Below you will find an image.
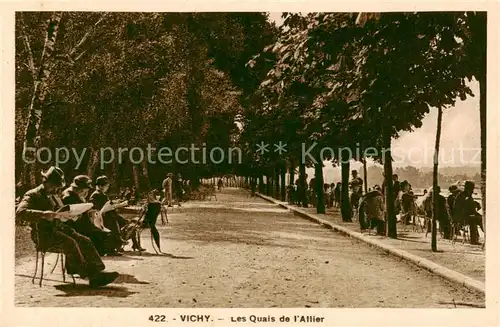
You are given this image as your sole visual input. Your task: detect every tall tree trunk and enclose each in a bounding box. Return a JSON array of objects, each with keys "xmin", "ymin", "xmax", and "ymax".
[
  {"xmin": 21, "ymin": 12, "xmax": 63, "ymax": 187},
  {"xmin": 140, "ymin": 161, "xmax": 150, "ymax": 191},
  {"xmin": 108, "ymin": 159, "xmax": 117, "ymax": 194},
  {"xmin": 87, "ymin": 147, "xmax": 100, "ymax": 179},
  {"xmin": 289, "ymin": 162, "xmax": 295, "ymax": 188},
  {"xmin": 132, "ymin": 164, "xmax": 140, "ymax": 190},
  {"xmin": 266, "ymin": 175, "xmax": 271, "ymax": 196},
  {"xmin": 259, "ymin": 175, "xmax": 264, "ymax": 193},
  {"xmin": 116, "ymin": 160, "xmax": 125, "ymax": 191},
  {"xmin": 432, "ymin": 107, "xmax": 444, "ymax": 251},
  {"xmin": 274, "ymin": 168, "xmax": 280, "ymax": 199},
  {"xmin": 340, "ymin": 158, "xmax": 351, "ymax": 222},
  {"xmin": 362, "ymin": 156, "xmax": 368, "ymax": 194},
  {"xmin": 280, "ymin": 167, "xmax": 286, "ymax": 201},
  {"xmin": 479, "ymin": 78, "xmax": 486, "ymax": 241},
  {"xmin": 383, "ymin": 132, "xmax": 397, "ymax": 239},
  {"xmin": 299, "ymin": 162, "xmax": 307, "ymax": 208},
  {"xmin": 315, "ymin": 159, "xmax": 325, "ymax": 214}
]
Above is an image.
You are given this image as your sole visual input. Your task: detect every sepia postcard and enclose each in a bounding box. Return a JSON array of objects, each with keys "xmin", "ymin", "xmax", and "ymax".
[{"xmin": 1, "ymin": 1, "xmax": 499, "ymax": 326}]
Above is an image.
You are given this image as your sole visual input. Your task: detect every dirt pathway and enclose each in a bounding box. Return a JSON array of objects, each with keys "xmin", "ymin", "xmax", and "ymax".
[{"xmin": 15, "ymin": 188, "xmax": 484, "ymax": 307}]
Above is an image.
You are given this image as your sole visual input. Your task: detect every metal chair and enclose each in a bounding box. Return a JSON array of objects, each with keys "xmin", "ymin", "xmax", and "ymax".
[
  {"xmin": 451, "ymin": 221, "xmax": 469, "ymax": 245},
  {"xmin": 31, "ymin": 223, "xmax": 76, "ymax": 287}
]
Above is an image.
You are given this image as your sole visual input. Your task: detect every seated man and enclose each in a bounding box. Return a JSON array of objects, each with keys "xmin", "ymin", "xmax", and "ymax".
[
  {"xmin": 360, "ymin": 185, "xmax": 385, "ymax": 235},
  {"xmin": 16, "ymin": 166, "xmax": 119, "ymax": 287},
  {"xmin": 423, "ymin": 186, "xmax": 450, "ymax": 239},
  {"xmin": 89, "ymin": 176, "xmax": 129, "ymax": 253},
  {"xmin": 62, "ymin": 175, "xmax": 119, "ymax": 256},
  {"xmin": 400, "ymin": 181, "xmax": 417, "ymax": 225},
  {"xmin": 453, "ymin": 181, "xmax": 482, "ymax": 245}
]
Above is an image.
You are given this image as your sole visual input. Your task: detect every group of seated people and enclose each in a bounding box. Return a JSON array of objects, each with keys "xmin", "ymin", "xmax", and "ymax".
[
  {"xmin": 15, "ymin": 166, "xmax": 161, "ymax": 288},
  {"xmin": 420, "ymin": 182, "xmax": 483, "ymax": 244},
  {"xmin": 358, "ymin": 179, "xmax": 483, "ymax": 244}
]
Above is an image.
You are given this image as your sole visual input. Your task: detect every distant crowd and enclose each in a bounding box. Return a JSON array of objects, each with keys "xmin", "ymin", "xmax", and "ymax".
[{"xmin": 284, "ymin": 170, "xmax": 483, "ymax": 245}]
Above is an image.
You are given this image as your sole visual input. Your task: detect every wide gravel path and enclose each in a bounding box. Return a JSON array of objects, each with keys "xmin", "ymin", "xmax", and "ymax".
[{"xmin": 15, "ymin": 188, "xmax": 484, "ymax": 307}]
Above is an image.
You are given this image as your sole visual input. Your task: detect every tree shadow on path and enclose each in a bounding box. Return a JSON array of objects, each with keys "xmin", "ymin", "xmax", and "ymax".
[
  {"xmin": 102, "ymin": 255, "xmax": 144, "ymax": 262},
  {"xmin": 16, "ymin": 273, "xmax": 68, "ymax": 284},
  {"xmin": 54, "ymin": 283, "xmax": 137, "ymax": 298},
  {"xmin": 123, "ymin": 251, "xmax": 194, "ymax": 259}
]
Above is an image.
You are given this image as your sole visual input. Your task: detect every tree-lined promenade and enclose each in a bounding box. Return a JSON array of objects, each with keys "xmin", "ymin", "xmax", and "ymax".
[
  {"xmin": 14, "ymin": 188, "xmax": 484, "ymax": 308},
  {"xmin": 16, "ymin": 12, "xmax": 486, "ymax": 251}
]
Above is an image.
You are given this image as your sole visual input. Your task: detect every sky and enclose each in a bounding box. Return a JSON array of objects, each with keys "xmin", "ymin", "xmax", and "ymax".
[{"xmin": 266, "ymin": 12, "xmax": 481, "ymax": 173}]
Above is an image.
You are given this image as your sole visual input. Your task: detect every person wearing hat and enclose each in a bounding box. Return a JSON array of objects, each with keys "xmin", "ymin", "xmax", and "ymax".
[
  {"xmin": 61, "ymin": 175, "xmax": 115, "ymax": 256},
  {"xmin": 360, "ymin": 185, "xmax": 385, "ymax": 235},
  {"xmin": 334, "ymin": 182, "xmax": 341, "ymax": 208},
  {"xmin": 173, "ymin": 173, "xmax": 185, "ymax": 207},
  {"xmin": 453, "ymin": 181, "xmax": 482, "ymax": 245},
  {"xmin": 16, "ymin": 166, "xmax": 119, "ymax": 288},
  {"xmin": 400, "ymin": 181, "xmax": 417, "ymax": 225},
  {"xmin": 162, "ymin": 173, "xmax": 173, "ymax": 207},
  {"xmin": 349, "ymin": 170, "xmax": 363, "ymax": 213},
  {"xmin": 89, "ymin": 176, "xmax": 129, "ymax": 253},
  {"xmin": 423, "ymin": 186, "xmax": 451, "ymax": 239}
]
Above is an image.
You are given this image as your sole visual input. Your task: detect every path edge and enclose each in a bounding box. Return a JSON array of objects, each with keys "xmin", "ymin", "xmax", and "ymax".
[{"xmin": 255, "ymin": 192, "xmax": 485, "ymax": 295}]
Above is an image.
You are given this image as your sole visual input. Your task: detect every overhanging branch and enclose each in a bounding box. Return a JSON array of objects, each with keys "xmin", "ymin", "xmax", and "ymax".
[
  {"xmin": 67, "ymin": 13, "xmax": 108, "ymax": 62},
  {"xmin": 19, "ymin": 13, "xmax": 37, "ymax": 80}
]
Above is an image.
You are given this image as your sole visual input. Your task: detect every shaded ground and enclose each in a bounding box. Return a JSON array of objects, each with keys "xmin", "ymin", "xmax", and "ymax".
[
  {"xmin": 15, "ymin": 188, "xmax": 484, "ymax": 307},
  {"xmin": 283, "ymin": 202, "xmax": 485, "ymax": 282}
]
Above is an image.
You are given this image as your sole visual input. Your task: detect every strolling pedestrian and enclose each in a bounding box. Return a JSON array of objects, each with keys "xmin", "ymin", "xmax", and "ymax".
[
  {"xmin": 350, "ymin": 170, "xmax": 363, "ymax": 213},
  {"xmin": 334, "ymin": 182, "xmax": 341, "ymax": 208},
  {"xmin": 400, "ymin": 181, "xmax": 417, "ymax": 225},
  {"xmin": 174, "ymin": 174, "xmax": 184, "ymax": 206},
  {"xmin": 329, "ymin": 183, "xmax": 335, "ymax": 208},
  {"xmin": 323, "ymin": 183, "xmax": 330, "ymax": 208},
  {"xmin": 162, "ymin": 173, "xmax": 173, "ymax": 207}
]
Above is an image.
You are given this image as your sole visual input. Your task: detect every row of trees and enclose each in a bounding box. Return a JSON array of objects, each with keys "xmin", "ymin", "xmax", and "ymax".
[
  {"xmin": 15, "ymin": 12, "xmax": 276, "ymax": 191},
  {"xmin": 16, "ymin": 12, "xmax": 486, "ymax": 250},
  {"xmin": 241, "ymin": 12, "xmax": 486, "ymax": 250}
]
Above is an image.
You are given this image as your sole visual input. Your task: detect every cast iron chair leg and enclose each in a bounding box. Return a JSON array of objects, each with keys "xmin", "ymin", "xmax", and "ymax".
[
  {"xmin": 32, "ymin": 251, "xmax": 39, "ymax": 284},
  {"xmin": 137, "ymin": 229, "xmax": 143, "ymax": 256},
  {"xmin": 39, "ymin": 253, "xmax": 45, "ymax": 287}
]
